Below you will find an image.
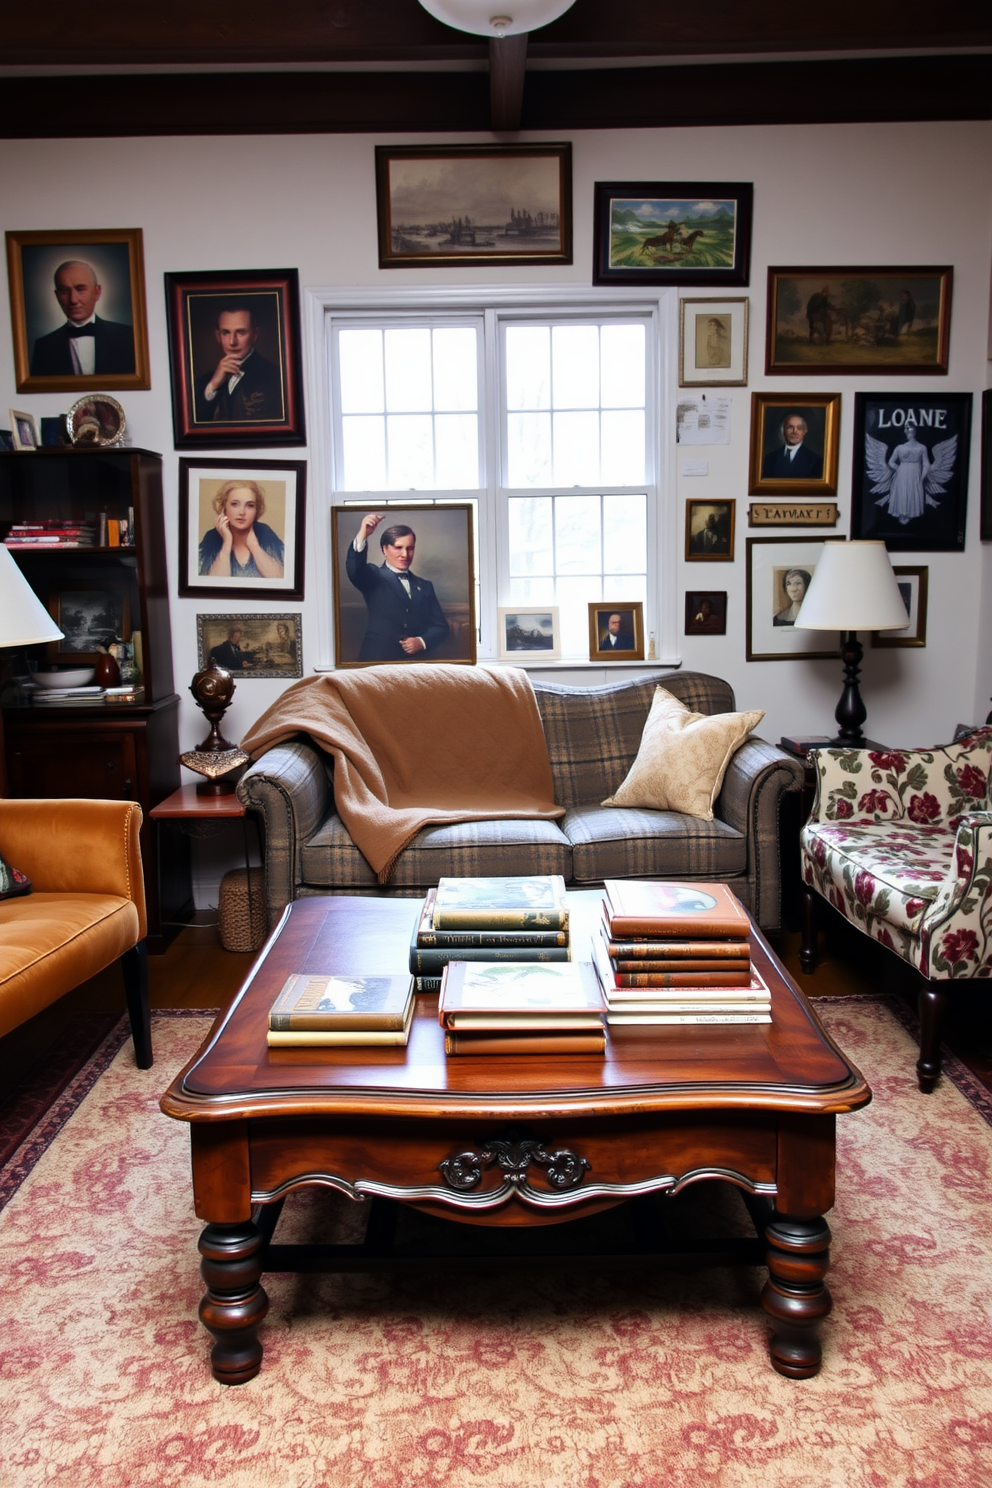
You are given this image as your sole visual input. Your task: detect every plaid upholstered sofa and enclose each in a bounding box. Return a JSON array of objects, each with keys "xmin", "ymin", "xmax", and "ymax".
[{"xmin": 238, "ymin": 670, "xmax": 803, "ymax": 931}]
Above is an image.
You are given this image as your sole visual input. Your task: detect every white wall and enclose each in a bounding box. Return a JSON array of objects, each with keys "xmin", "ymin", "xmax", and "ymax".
[{"xmin": 2, "ymin": 121, "xmax": 991, "ymax": 898}]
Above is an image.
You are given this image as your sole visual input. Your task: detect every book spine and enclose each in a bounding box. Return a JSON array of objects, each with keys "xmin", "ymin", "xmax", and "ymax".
[
  {"xmin": 269, "ymin": 1013, "xmax": 408, "ymax": 1032},
  {"xmin": 266, "ymin": 1028, "xmax": 412, "ymax": 1046},
  {"xmin": 606, "ymin": 1013, "xmax": 771, "ymax": 1025},
  {"xmin": 608, "ymin": 970, "xmax": 753, "ymax": 988},
  {"xmin": 607, "ymin": 916, "xmax": 749, "ymax": 939},
  {"xmin": 605, "ymin": 939, "xmax": 753, "ymax": 959},
  {"xmin": 612, "ymin": 958, "xmax": 751, "ymax": 973},
  {"xmin": 411, "ymin": 945, "xmax": 570, "ymax": 971},
  {"xmin": 417, "ymin": 928, "xmax": 569, "ymax": 948},
  {"xmin": 415, "ymin": 976, "xmax": 442, "ymax": 993},
  {"xmin": 432, "ymin": 908, "xmax": 569, "ymax": 931},
  {"xmin": 444, "ymin": 1031, "xmax": 606, "ymax": 1055}
]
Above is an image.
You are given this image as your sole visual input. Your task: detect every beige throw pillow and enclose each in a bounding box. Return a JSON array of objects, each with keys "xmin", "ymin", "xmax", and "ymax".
[{"xmin": 602, "ymin": 686, "xmax": 764, "ymax": 820}]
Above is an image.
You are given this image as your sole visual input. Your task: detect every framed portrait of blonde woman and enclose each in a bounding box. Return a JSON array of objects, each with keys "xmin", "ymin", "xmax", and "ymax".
[
  {"xmin": 178, "ymin": 458, "xmax": 306, "ymax": 600},
  {"xmin": 679, "ymin": 298, "xmax": 748, "ymax": 387}
]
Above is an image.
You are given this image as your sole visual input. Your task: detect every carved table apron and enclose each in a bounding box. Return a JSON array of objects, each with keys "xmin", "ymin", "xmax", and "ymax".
[{"xmin": 161, "ymin": 893, "xmax": 871, "ymax": 1385}]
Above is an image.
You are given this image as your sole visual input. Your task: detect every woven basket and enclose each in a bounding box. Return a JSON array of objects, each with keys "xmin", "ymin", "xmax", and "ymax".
[{"xmin": 218, "ymin": 867, "xmax": 267, "ymax": 953}]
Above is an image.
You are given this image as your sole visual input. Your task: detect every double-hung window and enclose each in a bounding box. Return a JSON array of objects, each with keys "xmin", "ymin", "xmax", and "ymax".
[{"xmin": 325, "ymin": 291, "xmax": 666, "ymax": 662}]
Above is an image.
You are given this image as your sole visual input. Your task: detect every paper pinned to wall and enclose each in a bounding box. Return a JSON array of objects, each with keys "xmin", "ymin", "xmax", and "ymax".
[{"xmin": 676, "ymin": 394, "xmax": 731, "ymax": 445}]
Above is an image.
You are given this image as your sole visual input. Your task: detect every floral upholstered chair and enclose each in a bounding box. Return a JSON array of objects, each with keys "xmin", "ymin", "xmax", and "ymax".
[{"xmin": 799, "ymin": 729, "xmax": 992, "ymax": 1092}]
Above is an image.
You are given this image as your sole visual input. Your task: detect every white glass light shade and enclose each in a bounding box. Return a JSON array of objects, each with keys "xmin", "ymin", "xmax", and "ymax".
[
  {"xmin": 0, "ymin": 546, "xmax": 64, "ymax": 646},
  {"xmin": 794, "ymin": 541, "xmax": 909, "ymax": 632},
  {"xmin": 418, "ymin": 0, "xmax": 575, "ymax": 36}
]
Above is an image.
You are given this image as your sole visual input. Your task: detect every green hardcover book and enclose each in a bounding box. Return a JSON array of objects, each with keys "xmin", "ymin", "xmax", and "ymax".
[
  {"xmin": 432, "ymin": 875, "xmax": 569, "ymax": 931},
  {"xmin": 411, "ymin": 942, "xmax": 571, "ymax": 974}
]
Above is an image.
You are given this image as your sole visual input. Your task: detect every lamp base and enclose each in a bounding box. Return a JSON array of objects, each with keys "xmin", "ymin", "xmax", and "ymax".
[{"xmin": 832, "ymin": 632, "xmax": 868, "ymax": 748}]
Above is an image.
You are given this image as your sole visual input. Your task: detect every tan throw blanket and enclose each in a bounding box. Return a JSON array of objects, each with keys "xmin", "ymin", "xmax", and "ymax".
[{"xmin": 240, "ymin": 665, "xmax": 564, "ymax": 883}]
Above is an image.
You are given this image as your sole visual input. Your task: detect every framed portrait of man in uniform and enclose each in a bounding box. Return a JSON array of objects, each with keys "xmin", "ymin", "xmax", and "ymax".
[
  {"xmin": 165, "ymin": 267, "xmax": 307, "ymax": 449},
  {"xmin": 5, "ymin": 227, "xmax": 151, "ymax": 394}
]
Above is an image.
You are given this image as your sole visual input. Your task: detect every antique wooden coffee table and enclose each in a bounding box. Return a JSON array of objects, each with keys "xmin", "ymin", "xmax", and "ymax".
[{"xmin": 161, "ymin": 892, "xmax": 871, "ymax": 1385}]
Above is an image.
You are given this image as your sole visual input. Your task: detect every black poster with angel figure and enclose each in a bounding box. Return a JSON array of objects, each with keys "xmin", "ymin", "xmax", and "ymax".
[{"xmin": 851, "ymin": 392, "xmax": 972, "ymax": 551}]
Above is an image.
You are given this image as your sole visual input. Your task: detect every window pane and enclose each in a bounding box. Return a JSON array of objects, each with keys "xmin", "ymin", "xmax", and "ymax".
[
  {"xmin": 432, "ymin": 328, "xmax": 478, "ymax": 412},
  {"xmin": 435, "ymin": 413, "xmax": 479, "ymax": 489},
  {"xmin": 509, "ymin": 576, "xmax": 556, "ymax": 605},
  {"xmin": 384, "ymin": 328, "xmax": 432, "ymax": 412},
  {"xmin": 507, "ymin": 412, "xmax": 552, "ymax": 488},
  {"xmin": 386, "ymin": 413, "xmax": 433, "ymax": 489},
  {"xmin": 338, "ymin": 329, "xmax": 384, "ymax": 415},
  {"xmin": 341, "ymin": 414, "xmax": 386, "ymax": 489},
  {"xmin": 601, "ymin": 324, "xmax": 645, "ymax": 408},
  {"xmin": 505, "ymin": 326, "xmax": 550, "ymax": 411},
  {"xmin": 555, "ymin": 495, "xmax": 601, "ymax": 575},
  {"xmin": 603, "ymin": 493, "xmax": 647, "ymax": 573},
  {"xmin": 553, "ymin": 411, "xmax": 599, "ymax": 488},
  {"xmin": 555, "ymin": 575, "xmax": 597, "ymax": 655},
  {"xmin": 601, "ymin": 410, "xmax": 645, "ymax": 485},
  {"xmin": 508, "ymin": 495, "xmax": 553, "ymax": 576},
  {"xmin": 551, "ymin": 325, "xmax": 599, "ymax": 409}
]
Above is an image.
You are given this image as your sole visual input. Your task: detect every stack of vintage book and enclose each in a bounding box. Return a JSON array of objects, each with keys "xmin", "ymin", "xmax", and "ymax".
[
  {"xmin": 594, "ymin": 879, "xmax": 772, "ymax": 1027},
  {"xmin": 438, "ymin": 959, "xmax": 605, "ymax": 1056},
  {"xmin": 266, "ymin": 972, "xmax": 416, "ymax": 1048},
  {"xmin": 4, "ymin": 518, "xmax": 97, "ymax": 549},
  {"xmin": 410, "ymin": 874, "xmax": 571, "ymax": 990}
]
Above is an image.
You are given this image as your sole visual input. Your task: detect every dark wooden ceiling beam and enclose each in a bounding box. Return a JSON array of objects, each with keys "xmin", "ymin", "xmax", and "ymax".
[
  {"xmin": 0, "ymin": 55, "xmax": 987, "ymax": 139},
  {"xmin": 489, "ymin": 35, "xmax": 529, "ymax": 132}
]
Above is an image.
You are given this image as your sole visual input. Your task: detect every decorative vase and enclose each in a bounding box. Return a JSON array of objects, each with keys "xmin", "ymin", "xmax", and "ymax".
[{"xmin": 94, "ymin": 652, "xmax": 121, "ymax": 688}]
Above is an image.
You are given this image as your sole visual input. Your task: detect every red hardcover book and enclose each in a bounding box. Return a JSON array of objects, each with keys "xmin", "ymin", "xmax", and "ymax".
[{"xmin": 603, "ymin": 880, "xmax": 751, "ymax": 940}]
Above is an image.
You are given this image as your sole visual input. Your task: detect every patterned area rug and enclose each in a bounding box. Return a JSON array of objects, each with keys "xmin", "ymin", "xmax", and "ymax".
[{"xmin": 0, "ymin": 1001, "xmax": 990, "ymax": 1488}]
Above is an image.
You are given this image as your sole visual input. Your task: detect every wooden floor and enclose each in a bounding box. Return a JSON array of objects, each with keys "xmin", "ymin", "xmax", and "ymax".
[{"xmin": 3, "ymin": 906, "xmax": 992, "ymax": 1095}]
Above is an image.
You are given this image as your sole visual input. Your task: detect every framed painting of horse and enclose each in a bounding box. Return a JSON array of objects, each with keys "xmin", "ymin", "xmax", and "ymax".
[
  {"xmin": 766, "ymin": 266, "xmax": 952, "ymax": 376},
  {"xmin": 592, "ymin": 182, "xmax": 752, "ymax": 287}
]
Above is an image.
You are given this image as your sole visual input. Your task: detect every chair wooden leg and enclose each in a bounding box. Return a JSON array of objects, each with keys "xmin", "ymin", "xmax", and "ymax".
[
  {"xmin": 121, "ymin": 941, "xmax": 153, "ymax": 1069},
  {"xmin": 917, "ymin": 979, "xmax": 949, "ymax": 1094},
  {"xmin": 799, "ymin": 882, "xmax": 819, "ymax": 973}
]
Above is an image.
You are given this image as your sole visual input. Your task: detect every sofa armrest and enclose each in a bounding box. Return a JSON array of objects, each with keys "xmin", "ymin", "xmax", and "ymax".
[
  {"xmin": 237, "ymin": 740, "xmax": 332, "ymax": 923},
  {"xmin": 0, "ymin": 798, "xmax": 146, "ymax": 938},
  {"xmin": 919, "ymin": 811, "xmax": 992, "ymax": 978},
  {"xmin": 716, "ymin": 737, "xmax": 805, "ymax": 929}
]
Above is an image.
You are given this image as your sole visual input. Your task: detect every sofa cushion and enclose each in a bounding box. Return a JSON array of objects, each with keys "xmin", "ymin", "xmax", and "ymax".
[
  {"xmin": 533, "ymin": 673, "xmax": 737, "ymax": 809},
  {"xmin": 301, "ymin": 814, "xmax": 572, "ymax": 890},
  {"xmin": 801, "ymin": 821, "xmax": 952, "ymax": 935},
  {"xmin": 562, "ymin": 805, "xmax": 747, "ymax": 884}
]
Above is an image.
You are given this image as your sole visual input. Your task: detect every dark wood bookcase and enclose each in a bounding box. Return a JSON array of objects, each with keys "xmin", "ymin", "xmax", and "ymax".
[{"xmin": 0, "ymin": 447, "xmax": 192, "ymax": 951}]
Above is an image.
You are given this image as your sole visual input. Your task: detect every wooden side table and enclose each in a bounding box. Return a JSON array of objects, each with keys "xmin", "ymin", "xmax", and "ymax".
[{"xmin": 150, "ymin": 786, "xmax": 260, "ymax": 948}]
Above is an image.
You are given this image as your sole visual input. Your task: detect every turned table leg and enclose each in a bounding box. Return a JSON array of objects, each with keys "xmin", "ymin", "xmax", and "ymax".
[
  {"xmin": 198, "ymin": 1220, "xmax": 270, "ymax": 1385},
  {"xmin": 760, "ymin": 1211, "xmax": 832, "ymax": 1378}
]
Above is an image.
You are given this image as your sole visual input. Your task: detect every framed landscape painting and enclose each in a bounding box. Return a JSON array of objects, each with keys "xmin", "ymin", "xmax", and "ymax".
[
  {"xmin": 766, "ymin": 266, "xmax": 952, "ymax": 375},
  {"xmin": 851, "ymin": 392, "xmax": 971, "ymax": 552},
  {"xmin": 375, "ymin": 144, "xmax": 572, "ymax": 268},
  {"xmin": 593, "ymin": 182, "xmax": 752, "ymax": 287},
  {"xmin": 497, "ymin": 606, "xmax": 560, "ymax": 661}
]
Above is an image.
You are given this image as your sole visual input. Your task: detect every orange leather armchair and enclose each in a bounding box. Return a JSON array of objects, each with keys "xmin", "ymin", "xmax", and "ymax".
[{"xmin": 0, "ymin": 798, "xmax": 152, "ymax": 1068}]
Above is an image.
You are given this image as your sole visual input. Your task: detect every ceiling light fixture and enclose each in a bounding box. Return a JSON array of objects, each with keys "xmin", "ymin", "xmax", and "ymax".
[{"xmin": 418, "ymin": 0, "xmax": 575, "ymax": 38}]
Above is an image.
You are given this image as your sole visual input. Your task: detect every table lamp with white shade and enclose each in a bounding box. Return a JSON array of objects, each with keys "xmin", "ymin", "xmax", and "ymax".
[
  {"xmin": 794, "ymin": 540, "xmax": 909, "ymax": 747},
  {"xmin": 0, "ymin": 546, "xmax": 64, "ymax": 794}
]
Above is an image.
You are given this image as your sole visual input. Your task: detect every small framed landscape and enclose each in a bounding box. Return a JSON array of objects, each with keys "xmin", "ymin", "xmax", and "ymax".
[
  {"xmin": 765, "ymin": 266, "xmax": 952, "ymax": 376},
  {"xmin": 679, "ymin": 297, "xmax": 748, "ymax": 386},
  {"xmin": 497, "ymin": 606, "xmax": 560, "ymax": 661},
  {"xmin": 195, "ymin": 613, "xmax": 302, "ymax": 678},
  {"xmin": 851, "ymin": 392, "xmax": 971, "ymax": 552},
  {"xmin": 749, "ymin": 393, "xmax": 841, "ymax": 496},
  {"xmin": 872, "ymin": 566, "xmax": 928, "ymax": 649},
  {"xmin": 588, "ymin": 602, "xmax": 644, "ymax": 661},
  {"xmin": 50, "ymin": 582, "xmax": 131, "ymax": 664},
  {"xmin": 746, "ymin": 536, "xmax": 844, "ymax": 662},
  {"xmin": 685, "ymin": 591, "xmax": 727, "ymax": 636},
  {"xmin": 593, "ymin": 182, "xmax": 752, "ymax": 287},
  {"xmin": 375, "ymin": 144, "xmax": 572, "ymax": 269},
  {"xmin": 178, "ymin": 458, "xmax": 306, "ymax": 601}
]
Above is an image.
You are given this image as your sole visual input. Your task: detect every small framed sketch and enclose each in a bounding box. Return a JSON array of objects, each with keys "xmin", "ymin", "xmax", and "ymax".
[
  {"xmin": 851, "ymin": 392, "xmax": 971, "ymax": 552},
  {"xmin": 679, "ymin": 298, "xmax": 748, "ymax": 386},
  {"xmin": 748, "ymin": 392, "xmax": 841, "ymax": 496},
  {"xmin": 746, "ymin": 536, "xmax": 844, "ymax": 662},
  {"xmin": 685, "ymin": 499, "xmax": 735, "ymax": 560},
  {"xmin": 178, "ymin": 458, "xmax": 306, "ymax": 601},
  {"xmin": 195, "ymin": 613, "xmax": 302, "ymax": 678},
  {"xmin": 9, "ymin": 410, "xmax": 38, "ymax": 450},
  {"xmin": 588, "ymin": 602, "xmax": 644, "ymax": 661},
  {"xmin": 685, "ymin": 591, "xmax": 727, "ymax": 636},
  {"xmin": 497, "ymin": 606, "xmax": 560, "ymax": 661},
  {"xmin": 871, "ymin": 566, "xmax": 928, "ymax": 649}
]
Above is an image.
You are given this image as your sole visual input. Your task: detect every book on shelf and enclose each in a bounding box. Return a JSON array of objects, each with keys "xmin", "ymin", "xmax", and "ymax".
[
  {"xmin": 438, "ymin": 959, "xmax": 604, "ymax": 1030},
  {"xmin": 415, "ymin": 889, "xmax": 568, "ymax": 948},
  {"xmin": 779, "ymin": 735, "xmax": 832, "ymax": 758},
  {"xmin": 444, "ymin": 1028, "xmax": 606, "ymax": 1056},
  {"xmin": 268, "ymin": 971, "xmax": 414, "ymax": 1032},
  {"xmin": 603, "ymin": 880, "xmax": 751, "ymax": 940},
  {"xmin": 32, "ymin": 685, "xmax": 107, "ymax": 702},
  {"xmin": 432, "ymin": 874, "xmax": 569, "ymax": 931},
  {"xmin": 266, "ymin": 1000, "xmax": 416, "ymax": 1047}
]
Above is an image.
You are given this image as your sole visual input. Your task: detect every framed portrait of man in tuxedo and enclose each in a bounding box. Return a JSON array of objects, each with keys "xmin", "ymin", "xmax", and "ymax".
[
  {"xmin": 5, "ymin": 228, "xmax": 150, "ymax": 394},
  {"xmin": 165, "ymin": 268, "xmax": 307, "ymax": 449},
  {"xmin": 748, "ymin": 392, "xmax": 841, "ymax": 497}
]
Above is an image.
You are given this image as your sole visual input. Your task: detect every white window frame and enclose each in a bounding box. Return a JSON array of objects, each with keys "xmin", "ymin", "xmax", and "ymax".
[{"xmin": 306, "ymin": 284, "xmax": 678, "ymax": 671}]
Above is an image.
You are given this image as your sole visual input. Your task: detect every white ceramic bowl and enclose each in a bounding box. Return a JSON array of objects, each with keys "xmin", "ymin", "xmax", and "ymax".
[{"xmin": 33, "ymin": 667, "xmax": 96, "ymax": 689}]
